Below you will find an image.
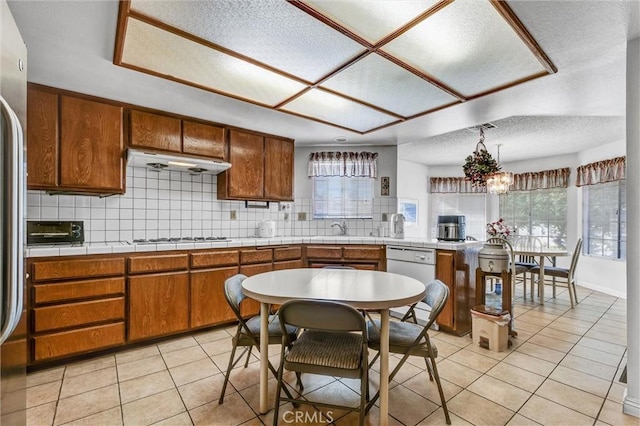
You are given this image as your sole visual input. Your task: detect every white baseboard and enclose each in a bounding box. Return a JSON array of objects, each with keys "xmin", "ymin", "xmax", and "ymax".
[
  {"xmin": 575, "ymin": 280, "xmax": 627, "ymax": 299},
  {"xmin": 623, "ymin": 390, "xmax": 640, "ymax": 418}
]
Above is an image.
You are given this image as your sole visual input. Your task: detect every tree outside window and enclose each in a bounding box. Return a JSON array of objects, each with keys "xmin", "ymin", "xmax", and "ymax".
[
  {"xmin": 499, "ymin": 188, "xmax": 567, "ymax": 249},
  {"xmin": 583, "ymin": 180, "xmax": 626, "ymax": 259}
]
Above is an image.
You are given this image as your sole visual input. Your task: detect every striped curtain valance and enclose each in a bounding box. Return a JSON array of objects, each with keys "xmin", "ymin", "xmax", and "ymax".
[
  {"xmin": 511, "ymin": 167, "xmax": 571, "ymax": 191},
  {"xmin": 576, "ymin": 156, "xmax": 626, "ymax": 187},
  {"xmin": 307, "ymin": 151, "xmax": 378, "ymax": 177},
  {"xmin": 429, "ymin": 177, "xmax": 487, "ymax": 193}
]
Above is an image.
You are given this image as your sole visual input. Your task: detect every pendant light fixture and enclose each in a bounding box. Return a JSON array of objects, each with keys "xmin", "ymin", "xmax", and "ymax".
[{"xmin": 486, "ymin": 144, "xmax": 513, "ymax": 194}]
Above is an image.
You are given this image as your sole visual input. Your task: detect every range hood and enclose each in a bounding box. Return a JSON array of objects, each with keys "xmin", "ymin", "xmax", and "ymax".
[{"xmin": 127, "ymin": 149, "xmax": 231, "ymax": 175}]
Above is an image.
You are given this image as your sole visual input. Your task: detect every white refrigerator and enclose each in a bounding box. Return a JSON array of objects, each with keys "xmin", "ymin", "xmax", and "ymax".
[{"xmin": 0, "ymin": 0, "xmax": 27, "ymax": 423}]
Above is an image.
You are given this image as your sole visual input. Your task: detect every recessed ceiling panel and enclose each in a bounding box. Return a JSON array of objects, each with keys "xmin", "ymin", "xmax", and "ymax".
[
  {"xmin": 281, "ymin": 89, "xmax": 399, "ymax": 133},
  {"xmin": 382, "ymin": 0, "xmax": 547, "ymax": 96},
  {"xmin": 302, "ymin": 0, "xmax": 439, "ymax": 44},
  {"xmin": 320, "ymin": 53, "xmax": 458, "ymax": 117},
  {"xmin": 129, "ymin": 0, "xmax": 365, "ymax": 82},
  {"xmin": 120, "ymin": 18, "xmax": 307, "ymax": 107},
  {"xmin": 117, "ymin": 0, "xmax": 555, "ymax": 134}
]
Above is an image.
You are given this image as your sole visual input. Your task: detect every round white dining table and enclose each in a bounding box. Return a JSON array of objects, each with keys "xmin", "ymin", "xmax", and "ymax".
[{"xmin": 242, "ymin": 267, "xmax": 427, "ymax": 425}]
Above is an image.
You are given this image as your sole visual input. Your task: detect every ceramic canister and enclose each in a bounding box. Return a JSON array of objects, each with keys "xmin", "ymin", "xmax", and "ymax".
[{"xmin": 478, "ymin": 243, "xmax": 510, "ymax": 272}]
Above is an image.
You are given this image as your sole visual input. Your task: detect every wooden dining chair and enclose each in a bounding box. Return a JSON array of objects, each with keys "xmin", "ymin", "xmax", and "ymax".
[
  {"xmin": 218, "ymin": 274, "xmax": 300, "ymax": 404},
  {"xmin": 366, "ymin": 279, "xmax": 451, "ymax": 424},
  {"xmin": 272, "ymin": 299, "xmax": 369, "ymax": 426},
  {"xmin": 530, "ymin": 238, "xmax": 583, "ymax": 308}
]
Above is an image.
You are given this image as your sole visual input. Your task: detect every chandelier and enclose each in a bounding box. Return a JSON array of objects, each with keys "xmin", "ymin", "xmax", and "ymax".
[{"xmin": 486, "ymin": 144, "xmax": 513, "ymax": 194}]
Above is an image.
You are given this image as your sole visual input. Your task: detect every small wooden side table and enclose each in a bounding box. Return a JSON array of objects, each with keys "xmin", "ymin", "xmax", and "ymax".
[{"xmin": 475, "ymin": 268, "xmax": 517, "ymax": 336}]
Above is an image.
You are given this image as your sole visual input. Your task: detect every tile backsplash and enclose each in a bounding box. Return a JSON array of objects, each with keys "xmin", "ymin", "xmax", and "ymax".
[{"xmin": 27, "ymin": 166, "xmax": 398, "ymax": 243}]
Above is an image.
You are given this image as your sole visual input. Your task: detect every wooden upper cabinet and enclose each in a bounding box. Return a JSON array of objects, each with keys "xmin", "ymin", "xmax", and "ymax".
[
  {"xmin": 129, "ymin": 110, "xmax": 181, "ymax": 152},
  {"xmin": 59, "ymin": 96, "xmax": 124, "ymax": 192},
  {"xmin": 264, "ymin": 137, "xmax": 294, "ymax": 201},
  {"xmin": 182, "ymin": 120, "xmax": 225, "ymax": 159},
  {"xmin": 27, "ymin": 87, "xmax": 58, "ymax": 188},
  {"xmin": 219, "ymin": 129, "xmax": 264, "ymax": 199},
  {"xmin": 218, "ymin": 130, "xmax": 295, "ymax": 201}
]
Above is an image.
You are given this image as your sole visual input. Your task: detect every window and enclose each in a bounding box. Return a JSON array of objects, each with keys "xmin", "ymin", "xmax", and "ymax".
[
  {"xmin": 582, "ymin": 180, "xmax": 626, "ymax": 259},
  {"xmin": 312, "ymin": 176, "xmax": 374, "ymax": 219},
  {"xmin": 430, "ymin": 193, "xmax": 486, "ymax": 239},
  {"xmin": 499, "ymin": 188, "xmax": 567, "ymax": 249}
]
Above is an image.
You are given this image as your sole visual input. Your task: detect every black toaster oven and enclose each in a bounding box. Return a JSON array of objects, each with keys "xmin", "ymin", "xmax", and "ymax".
[{"xmin": 27, "ymin": 221, "xmax": 84, "ymax": 245}]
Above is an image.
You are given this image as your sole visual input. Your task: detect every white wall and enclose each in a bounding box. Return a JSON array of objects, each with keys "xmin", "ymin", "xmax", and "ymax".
[
  {"xmin": 397, "ymin": 159, "xmax": 429, "ymax": 238},
  {"xmin": 409, "ymin": 142, "xmax": 627, "ymax": 298},
  {"xmin": 294, "ymin": 145, "xmax": 398, "ymax": 197},
  {"xmin": 293, "ymin": 145, "xmax": 399, "ymax": 237}
]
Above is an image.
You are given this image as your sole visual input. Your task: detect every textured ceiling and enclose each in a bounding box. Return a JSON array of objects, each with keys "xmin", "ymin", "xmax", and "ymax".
[
  {"xmin": 115, "ymin": 0, "xmax": 554, "ymax": 133},
  {"xmin": 7, "ymin": 0, "xmax": 639, "ymax": 164},
  {"xmin": 399, "ymin": 115, "xmax": 627, "ymax": 166}
]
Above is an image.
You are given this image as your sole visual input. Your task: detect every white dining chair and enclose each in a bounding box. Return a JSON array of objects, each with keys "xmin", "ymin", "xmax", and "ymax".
[
  {"xmin": 530, "ymin": 238, "xmax": 583, "ymax": 308},
  {"xmin": 512, "ymin": 235, "xmax": 544, "ymax": 299}
]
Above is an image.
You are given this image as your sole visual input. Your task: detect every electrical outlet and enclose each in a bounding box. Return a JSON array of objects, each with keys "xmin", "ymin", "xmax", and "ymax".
[
  {"xmin": 284, "ymin": 212, "xmax": 289, "ymax": 221},
  {"xmin": 230, "ymin": 210, "xmax": 237, "ymax": 220},
  {"xmin": 297, "ymin": 212, "xmax": 307, "ymax": 221},
  {"xmin": 382, "ymin": 213, "xmax": 388, "ymax": 222},
  {"xmin": 279, "ymin": 202, "xmax": 292, "ymax": 211}
]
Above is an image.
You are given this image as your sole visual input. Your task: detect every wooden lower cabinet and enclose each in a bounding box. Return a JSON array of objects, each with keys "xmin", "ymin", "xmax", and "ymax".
[
  {"xmin": 435, "ymin": 251, "xmax": 456, "ymax": 330},
  {"xmin": 28, "ymin": 256, "xmax": 126, "ymax": 363},
  {"xmin": 33, "ymin": 323, "xmax": 124, "ymax": 362},
  {"xmin": 309, "ymin": 262, "xmax": 376, "ymax": 270},
  {"xmin": 33, "ymin": 297, "xmax": 124, "ymax": 332},
  {"xmin": 274, "ymin": 259, "xmax": 304, "ymax": 270},
  {"xmin": 26, "ymin": 243, "xmax": 389, "ymax": 365},
  {"xmin": 239, "ymin": 262, "xmax": 273, "ymax": 317},
  {"xmin": 434, "ymin": 249, "xmax": 477, "ymax": 335},
  {"xmin": 128, "ymin": 272, "xmax": 189, "ymax": 341},
  {"xmin": 190, "ymin": 266, "xmax": 239, "ymax": 328},
  {"xmin": 306, "ymin": 245, "xmax": 385, "ymax": 270}
]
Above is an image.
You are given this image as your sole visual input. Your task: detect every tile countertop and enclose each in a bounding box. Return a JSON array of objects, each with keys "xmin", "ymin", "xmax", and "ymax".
[{"xmin": 25, "ymin": 237, "xmax": 481, "ymax": 258}]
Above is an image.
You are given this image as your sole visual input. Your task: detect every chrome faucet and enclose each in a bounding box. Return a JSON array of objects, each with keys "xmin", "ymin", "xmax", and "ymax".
[{"xmin": 330, "ymin": 220, "xmax": 348, "ymax": 236}]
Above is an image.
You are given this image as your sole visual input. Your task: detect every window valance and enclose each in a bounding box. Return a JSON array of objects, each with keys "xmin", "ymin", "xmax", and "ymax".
[
  {"xmin": 430, "ymin": 167, "xmax": 570, "ymax": 193},
  {"xmin": 307, "ymin": 151, "xmax": 378, "ymax": 177},
  {"xmin": 511, "ymin": 167, "xmax": 571, "ymax": 191},
  {"xmin": 429, "ymin": 177, "xmax": 487, "ymax": 193},
  {"xmin": 576, "ymin": 156, "xmax": 625, "ymax": 187}
]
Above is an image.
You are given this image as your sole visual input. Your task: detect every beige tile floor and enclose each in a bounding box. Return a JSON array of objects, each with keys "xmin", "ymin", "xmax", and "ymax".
[{"xmin": 25, "ymin": 283, "xmax": 636, "ymax": 426}]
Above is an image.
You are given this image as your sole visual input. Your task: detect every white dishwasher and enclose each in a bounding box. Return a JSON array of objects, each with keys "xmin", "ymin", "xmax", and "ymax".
[{"xmin": 386, "ymin": 246, "xmax": 436, "ymax": 326}]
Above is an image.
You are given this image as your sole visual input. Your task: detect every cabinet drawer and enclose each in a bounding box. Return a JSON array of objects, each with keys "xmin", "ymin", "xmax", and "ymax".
[
  {"xmin": 128, "ymin": 253, "xmax": 189, "ymax": 273},
  {"xmin": 31, "ymin": 257, "xmax": 125, "ymax": 282},
  {"xmin": 240, "ymin": 249, "xmax": 273, "ymax": 264},
  {"xmin": 343, "ymin": 246, "xmax": 382, "ymax": 260},
  {"xmin": 191, "ymin": 250, "xmax": 239, "ymax": 268},
  {"xmin": 33, "ymin": 277, "xmax": 125, "ymax": 304},
  {"xmin": 306, "ymin": 246, "xmax": 342, "ymax": 259},
  {"xmin": 33, "ymin": 297, "xmax": 125, "ymax": 332},
  {"xmin": 274, "ymin": 260, "xmax": 304, "ymax": 270},
  {"xmin": 273, "ymin": 246, "xmax": 301, "ymax": 261},
  {"xmin": 240, "ymin": 263, "xmax": 273, "ymax": 277},
  {"xmin": 33, "ymin": 322, "xmax": 125, "ymax": 362}
]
